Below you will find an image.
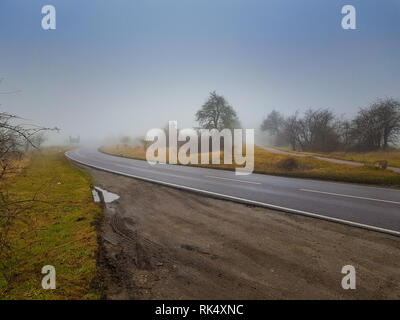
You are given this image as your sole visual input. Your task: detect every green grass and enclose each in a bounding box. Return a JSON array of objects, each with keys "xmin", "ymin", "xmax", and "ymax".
[
  {"xmin": 102, "ymin": 145, "xmax": 400, "ymax": 187},
  {"xmin": 0, "ymin": 149, "xmax": 103, "ymax": 300}
]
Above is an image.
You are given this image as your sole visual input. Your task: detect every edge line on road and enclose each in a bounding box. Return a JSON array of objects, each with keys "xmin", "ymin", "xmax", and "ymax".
[
  {"xmin": 300, "ymin": 188, "xmax": 400, "ymax": 205},
  {"xmin": 65, "ymin": 151, "xmax": 400, "ymax": 237}
]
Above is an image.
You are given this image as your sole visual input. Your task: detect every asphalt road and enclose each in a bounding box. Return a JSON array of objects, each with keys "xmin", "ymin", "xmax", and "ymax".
[{"xmin": 65, "ymin": 148, "xmax": 400, "ymax": 236}]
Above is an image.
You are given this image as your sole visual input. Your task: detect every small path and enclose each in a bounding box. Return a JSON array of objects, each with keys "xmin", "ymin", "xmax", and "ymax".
[{"xmin": 263, "ymin": 146, "xmax": 400, "ymax": 174}]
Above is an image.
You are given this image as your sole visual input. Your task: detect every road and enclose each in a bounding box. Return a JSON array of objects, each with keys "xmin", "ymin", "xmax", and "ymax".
[{"xmin": 65, "ymin": 148, "xmax": 400, "ymax": 236}]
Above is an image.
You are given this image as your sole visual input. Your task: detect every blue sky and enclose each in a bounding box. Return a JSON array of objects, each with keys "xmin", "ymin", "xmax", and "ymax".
[{"xmin": 0, "ymin": 0, "xmax": 399, "ymax": 141}]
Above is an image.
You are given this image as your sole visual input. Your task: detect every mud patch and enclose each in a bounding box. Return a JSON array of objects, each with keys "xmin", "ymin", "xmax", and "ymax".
[{"xmin": 86, "ymin": 167, "xmax": 400, "ymax": 300}]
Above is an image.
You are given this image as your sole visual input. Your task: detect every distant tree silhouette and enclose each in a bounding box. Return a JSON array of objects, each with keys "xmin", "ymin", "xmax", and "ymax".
[{"xmin": 195, "ymin": 91, "xmax": 241, "ymax": 131}]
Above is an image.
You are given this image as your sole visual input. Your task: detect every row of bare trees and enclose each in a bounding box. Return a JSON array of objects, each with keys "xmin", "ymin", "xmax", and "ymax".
[{"xmin": 261, "ymin": 98, "xmax": 400, "ymax": 152}]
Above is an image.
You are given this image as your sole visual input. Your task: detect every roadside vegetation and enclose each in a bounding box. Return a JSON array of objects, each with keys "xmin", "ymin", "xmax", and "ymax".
[
  {"xmin": 0, "ymin": 109, "xmax": 102, "ymax": 299},
  {"xmin": 260, "ymin": 97, "xmax": 400, "ymax": 153},
  {"xmin": 0, "ymin": 148, "xmax": 102, "ymax": 299},
  {"xmin": 312, "ymin": 149, "xmax": 400, "ymax": 169},
  {"xmin": 101, "ymin": 145, "xmax": 400, "ymax": 186},
  {"xmin": 102, "ymin": 92, "xmax": 400, "ymax": 187},
  {"xmin": 274, "ymin": 146, "xmax": 400, "ymax": 169}
]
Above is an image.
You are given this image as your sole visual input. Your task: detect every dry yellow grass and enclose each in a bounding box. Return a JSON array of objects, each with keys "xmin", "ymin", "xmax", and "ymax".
[
  {"xmin": 324, "ymin": 150, "xmax": 400, "ymax": 168},
  {"xmin": 275, "ymin": 146, "xmax": 400, "ymax": 168},
  {"xmin": 0, "ymin": 155, "xmax": 31, "ymax": 183},
  {"xmin": 101, "ymin": 145, "xmax": 400, "ymax": 186}
]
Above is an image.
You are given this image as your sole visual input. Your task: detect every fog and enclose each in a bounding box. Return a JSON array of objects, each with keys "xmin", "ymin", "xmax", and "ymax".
[{"xmin": 1, "ymin": 1, "xmax": 399, "ymax": 147}]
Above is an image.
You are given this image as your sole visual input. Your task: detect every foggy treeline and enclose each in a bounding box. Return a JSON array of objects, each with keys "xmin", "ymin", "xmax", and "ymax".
[
  {"xmin": 117, "ymin": 93, "xmax": 400, "ymax": 154},
  {"xmin": 261, "ymin": 98, "xmax": 400, "ymax": 152}
]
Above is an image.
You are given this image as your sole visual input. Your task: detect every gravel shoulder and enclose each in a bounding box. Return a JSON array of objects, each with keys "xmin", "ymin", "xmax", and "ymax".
[{"xmin": 85, "ymin": 166, "xmax": 400, "ymax": 300}]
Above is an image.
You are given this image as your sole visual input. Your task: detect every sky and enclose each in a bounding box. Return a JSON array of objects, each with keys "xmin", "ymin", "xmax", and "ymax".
[{"xmin": 0, "ymin": 0, "xmax": 399, "ymax": 144}]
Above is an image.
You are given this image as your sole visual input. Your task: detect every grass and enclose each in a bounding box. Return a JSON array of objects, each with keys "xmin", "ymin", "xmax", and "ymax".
[
  {"xmin": 101, "ymin": 145, "xmax": 400, "ymax": 187},
  {"xmin": 274, "ymin": 146, "xmax": 400, "ymax": 168},
  {"xmin": 0, "ymin": 155, "xmax": 31, "ymax": 183},
  {"xmin": 0, "ymin": 148, "xmax": 102, "ymax": 300},
  {"xmin": 319, "ymin": 150, "xmax": 400, "ymax": 168}
]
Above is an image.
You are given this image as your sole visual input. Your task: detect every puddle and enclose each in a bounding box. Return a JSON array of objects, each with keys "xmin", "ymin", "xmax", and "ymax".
[{"xmin": 92, "ymin": 186, "xmax": 120, "ymax": 203}]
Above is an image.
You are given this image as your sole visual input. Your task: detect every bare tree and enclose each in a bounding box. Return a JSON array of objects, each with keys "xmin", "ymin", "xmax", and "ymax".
[
  {"xmin": 297, "ymin": 109, "xmax": 340, "ymax": 152},
  {"xmin": 282, "ymin": 114, "xmax": 301, "ymax": 151},
  {"xmin": 0, "ymin": 111, "xmax": 57, "ymax": 282},
  {"xmin": 261, "ymin": 97, "xmax": 400, "ymax": 152},
  {"xmin": 260, "ymin": 110, "xmax": 286, "ymax": 145},
  {"xmin": 277, "ymin": 109, "xmax": 341, "ymax": 152},
  {"xmin": 336, "ymin": 119, "xmax": 353, "ymax": 149},
  {"xmin": 196, "ymin": 91, "xmax": 241, "ymax": 131},
  {"xmin": 25, "ymin": 132, "xmax": 47, "ymax": 152},
  {"xmin": 260, "ymin": 110, "xmax": 284, "ymax": 135},
  {"xmin": 351, "ymin": 98, "xmax": 400, "ymax": 150}
]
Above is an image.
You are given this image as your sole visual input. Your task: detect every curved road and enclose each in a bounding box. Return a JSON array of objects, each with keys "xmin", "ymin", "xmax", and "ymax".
[{"xmin": 66, "ymin": 148, "xmax": 400, "ymax": 236}]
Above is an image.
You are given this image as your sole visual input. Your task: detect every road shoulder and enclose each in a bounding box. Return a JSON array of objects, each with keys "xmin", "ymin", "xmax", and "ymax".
[{"xmin": 88, "ymin": 167, "xmax": 400, "ymax": 299}]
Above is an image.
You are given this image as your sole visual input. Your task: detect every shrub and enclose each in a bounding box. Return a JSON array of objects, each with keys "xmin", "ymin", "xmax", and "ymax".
[
  {"xmin": 373, "ymin": 160, "xmax": 388, "ymax": 170},
  {"xmin": 276, "ymin": 158, "xmax": 299, "ymax": 171}
]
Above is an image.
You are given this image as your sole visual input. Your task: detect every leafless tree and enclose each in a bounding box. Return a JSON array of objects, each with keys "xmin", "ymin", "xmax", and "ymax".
[
  {"xmin": 0, "ymin": 111, "xmax": 57, "ymax": 282},
  {"xmin": 259, "ymin": 105, "xmax": 400, "ymax": 152},
  {"xmin": 260, "ymin": 110, "xmax": 286, "ymax": 145},
  {"xmin": 336, "ymin": 119, "xmax": 353, "ymax": 149},
  {"xmin": 277, "ymin": 109, "xmax": 341, "ymax": 152},
  {"xmin": 351, "ymin": 98, "xmax": 400, "ymax": 150},
  {"xmin": 196, "ymin": 91, "xmax": 241, "ymax": 131},
  {"xmin": 296, "ymin": 109, "xmax": 341, "ymax": 152},
  {"xmin": 282, "ymin": 114, "xmax": 301, "ymax": 151}
]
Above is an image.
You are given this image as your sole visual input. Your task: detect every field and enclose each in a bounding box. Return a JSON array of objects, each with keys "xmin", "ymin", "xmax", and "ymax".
[
  {"xmin": 101, "ymin": 145, "xmax": 400, "ymax": 186},
  {"xmin": 0, "ymin": 149, "xmax": 102, "ymax": 300},
  {"xmin": 274, "ymin": 146, "xmax": 400, "ymax": 168},
  {"xmin": 319, "ymin": 150, "xmax": 400, "ymax": 168}
]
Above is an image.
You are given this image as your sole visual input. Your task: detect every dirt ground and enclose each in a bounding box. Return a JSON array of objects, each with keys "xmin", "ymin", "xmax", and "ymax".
[{"xmin": 84, "ymin": 166, "xmax": 400, "ymax": 299}]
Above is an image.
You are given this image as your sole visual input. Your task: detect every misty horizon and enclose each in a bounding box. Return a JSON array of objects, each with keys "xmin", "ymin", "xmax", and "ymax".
[{"xmin": 1, "ymin": 0, "xmax": 399, "ymax": 145}]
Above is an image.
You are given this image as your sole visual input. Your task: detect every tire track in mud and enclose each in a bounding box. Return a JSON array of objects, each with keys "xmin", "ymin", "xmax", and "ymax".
[
  {"xmin": 89, "ymin": 168, "xmax": 400, "ymax": 300},
  {"xmin": 99, "ymin": 202, "xmax": 172, "ymax": 299}
]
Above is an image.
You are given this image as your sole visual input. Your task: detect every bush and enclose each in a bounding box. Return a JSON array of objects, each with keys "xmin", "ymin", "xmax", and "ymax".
[
  {"xmin": 373, "ymin": 160, "xmax": 388, "ymax": 170},
  {"xmin": 276, "ymin": 158, "xmax": 299, "ymax": 171}
]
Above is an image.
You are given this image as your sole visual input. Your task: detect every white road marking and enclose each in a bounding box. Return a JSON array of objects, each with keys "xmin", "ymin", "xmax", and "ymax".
[
  {"xmin": 205, "ymin": 175, "xmax": 261, "ymax": 185},
  {"xmin": 300, "ymin": 188, "xmax": 400, "ymax": 205},
  {"xmin": 65, "ymin": 150, "xmax": 400, "ymax": 237}
]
